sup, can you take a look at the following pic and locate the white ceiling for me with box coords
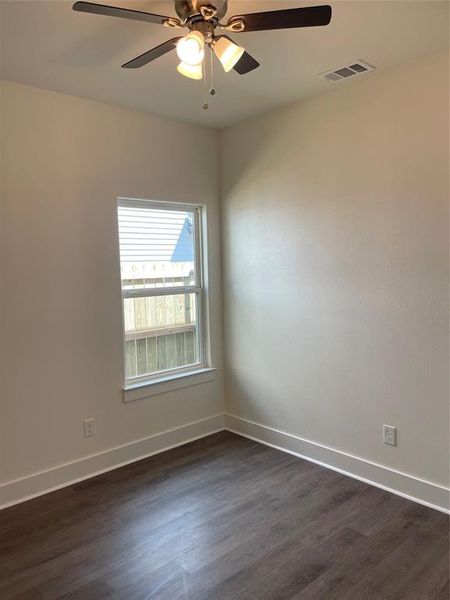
[0,0,448,128]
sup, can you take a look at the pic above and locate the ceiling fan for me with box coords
[73,1,332,80]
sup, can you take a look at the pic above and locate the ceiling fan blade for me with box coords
[122,38,182,69]
[217,35,259,74]
[234,51,260,74]
[72,2,171,25]
[226,5,332,32]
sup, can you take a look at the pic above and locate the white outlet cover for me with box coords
[383,424,397,447]
[83,418,96,438]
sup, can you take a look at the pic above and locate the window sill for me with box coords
[123,367,217,403]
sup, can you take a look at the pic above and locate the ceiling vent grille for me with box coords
[319,60,375,83]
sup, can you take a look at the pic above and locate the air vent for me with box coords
[319,60,375,83]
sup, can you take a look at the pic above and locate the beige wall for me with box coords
[221,52,449,489]
[1,51,448,509]
[0,81,223,489]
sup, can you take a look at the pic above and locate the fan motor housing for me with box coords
[175,0,228,23]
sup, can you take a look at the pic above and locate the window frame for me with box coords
[117,197,211,389]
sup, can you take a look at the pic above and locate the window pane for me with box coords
[123,293,199,378]
[118,206,196,290]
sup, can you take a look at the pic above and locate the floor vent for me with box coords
[319,60,375,83]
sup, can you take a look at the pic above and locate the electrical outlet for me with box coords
[383,424,397,447]
[83,418,96,438]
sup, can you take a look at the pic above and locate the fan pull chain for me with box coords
[202,46,216,111]
[210,46,215,97]
[202,56,208,110]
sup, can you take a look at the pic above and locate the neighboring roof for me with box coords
[171,217,193,263]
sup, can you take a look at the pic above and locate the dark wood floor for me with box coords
[0,431,448,600]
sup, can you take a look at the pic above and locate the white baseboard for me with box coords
[3,412,448,515]
[225,414,450,514]
[0,413,225,509]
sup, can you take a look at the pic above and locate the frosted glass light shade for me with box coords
[176,32,205,66]
[213,36,245,72]
[177,61,203,80]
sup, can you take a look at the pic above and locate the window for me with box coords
[117,199,208,386]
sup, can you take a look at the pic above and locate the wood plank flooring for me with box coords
[0,431,448,599]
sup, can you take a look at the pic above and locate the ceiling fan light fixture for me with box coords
[177,61,203,80]
[176,31,205,66]
[213,36,245,73]
[73,1,334,85]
